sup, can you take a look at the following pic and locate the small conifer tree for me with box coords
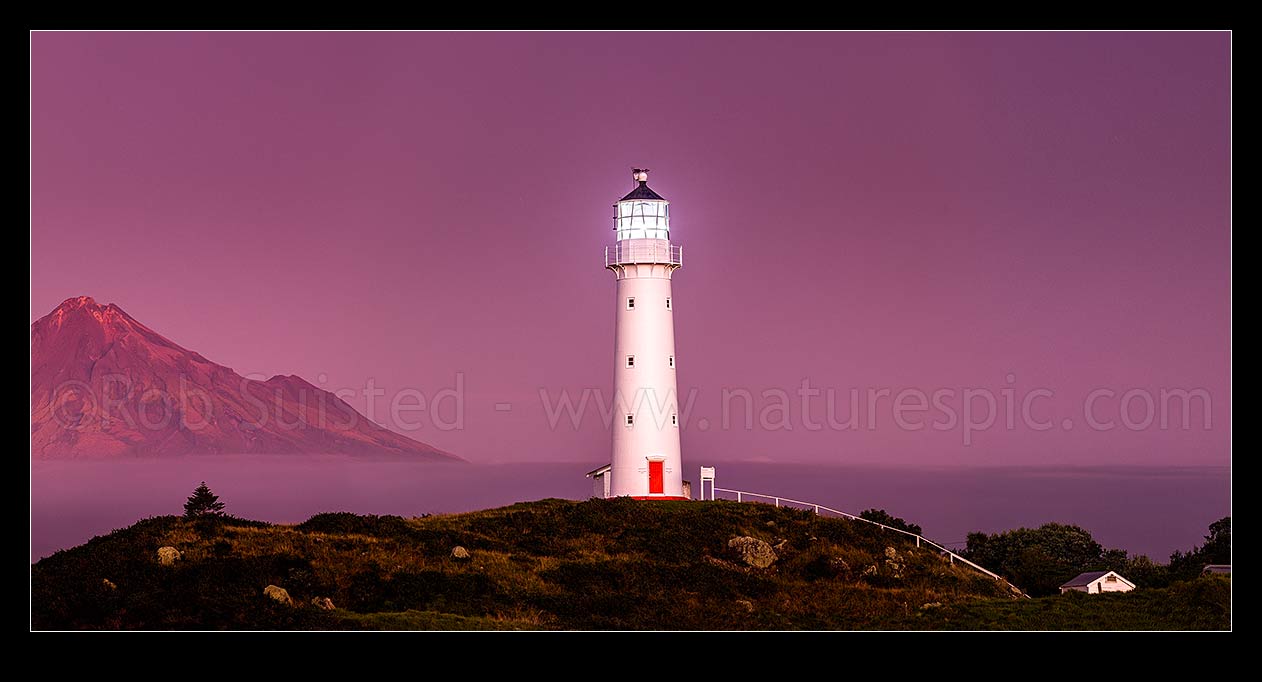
[183,481,226,518]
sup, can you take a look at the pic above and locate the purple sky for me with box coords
[30,32,1231,467]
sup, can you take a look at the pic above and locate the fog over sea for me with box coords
[31,458,1228,562]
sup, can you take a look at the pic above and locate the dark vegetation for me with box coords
[890,575,1230,630]
[859,509,922,536]
[963,517,1231,597]
[1168,517,1231,581]
[183,482,225,518]
[31,498,1229,630]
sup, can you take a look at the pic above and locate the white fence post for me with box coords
[700,466,716,501]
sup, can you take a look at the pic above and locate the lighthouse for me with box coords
[588,168,687,500]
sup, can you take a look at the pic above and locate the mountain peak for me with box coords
[50,295,132,314]
[38,296,138,340]
[53,295,128,314]
[30,297,462,462]
[60,295,98,308]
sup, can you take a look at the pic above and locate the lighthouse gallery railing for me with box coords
[606,242,683,267]
[711,487,1029,597]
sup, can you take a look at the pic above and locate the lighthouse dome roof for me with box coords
[619,181,666,202]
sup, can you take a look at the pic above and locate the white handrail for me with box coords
[712,487,1028,597]
[605,242,683,267]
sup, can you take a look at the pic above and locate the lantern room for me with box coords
[613,168,670,241]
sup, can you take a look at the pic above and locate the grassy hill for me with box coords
[30,498,1229,630]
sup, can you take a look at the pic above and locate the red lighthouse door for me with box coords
[648,461,664,494]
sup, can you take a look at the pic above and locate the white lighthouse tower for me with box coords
[595,168,687,500]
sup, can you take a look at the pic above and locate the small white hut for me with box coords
[586,464,612,499]
[1059,570,1136,594]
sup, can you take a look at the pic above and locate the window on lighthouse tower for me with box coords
[626,297,636,310]
[626,355,635,368]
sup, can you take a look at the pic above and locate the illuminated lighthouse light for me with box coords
[586,168,687,500]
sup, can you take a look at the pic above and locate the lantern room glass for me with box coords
[614,199,670,241]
